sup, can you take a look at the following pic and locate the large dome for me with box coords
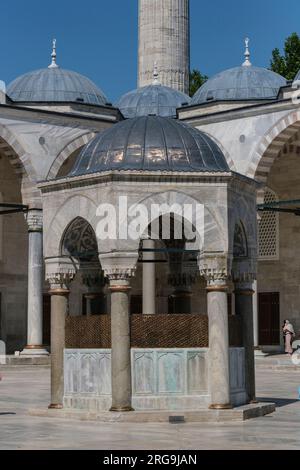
[7,67,108,106]
[68,116,229,176]
[7,41,108,106]
[117,84,191,118]
[191,40,286,105]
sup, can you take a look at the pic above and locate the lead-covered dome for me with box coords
[69,116,229,176]
[116,66,191,118]
[191,39,286,105]
[7,41,108,106]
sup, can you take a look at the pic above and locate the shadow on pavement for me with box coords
[257,397,299,407]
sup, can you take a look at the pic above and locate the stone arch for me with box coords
[0,123,39,206]
[247,111,300,184]
[61,216,99,262]
[135,190,227,253]
[44,194,99,258]
[47,132,97,180]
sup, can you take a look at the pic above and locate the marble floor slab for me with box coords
[0,363,299,449]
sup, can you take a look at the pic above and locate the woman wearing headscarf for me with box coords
[283,320,295,356]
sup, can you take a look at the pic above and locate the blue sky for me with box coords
[1,0,300,102]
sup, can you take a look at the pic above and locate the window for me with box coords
[258,188,279,260]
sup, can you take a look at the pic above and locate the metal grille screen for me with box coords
[65,314,242,349]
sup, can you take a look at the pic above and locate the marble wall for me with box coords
[64,347,246,411]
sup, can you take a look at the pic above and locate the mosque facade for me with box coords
[0,0,298,413]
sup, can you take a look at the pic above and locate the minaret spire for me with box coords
[242,37,252,67]
[48,39,59,68]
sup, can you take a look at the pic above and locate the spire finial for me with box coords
[48,38,59,68]
[242,37,252,67]
[152,62,160,85]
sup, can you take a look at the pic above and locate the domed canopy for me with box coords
[7,40,108,106]
[116,65,191,118]
[191,39,286,105]
[69,116,229,176]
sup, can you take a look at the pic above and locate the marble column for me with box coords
[21,209,48,356]
[46,258,76,409]
[207,279,232,409]
[142,239,156,315]
[235,282,256,403]
[109,279,134,412]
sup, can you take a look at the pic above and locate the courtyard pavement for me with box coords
[0,361,300,450]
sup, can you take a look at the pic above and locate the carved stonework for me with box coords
[45,257,78,291]
[198,254,229,284]
[62,217,98,261]
[233,222,248,258]
[232,258,257,284]
[81,264,106,291]
[104,267,136,281]
[26,209,43,233]
[99,252,138,281]
[168,271,197,288]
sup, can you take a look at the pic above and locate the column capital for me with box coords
[26,208,43,233]
[81,262,106,291]
[45,257,77,292]
[199,253,230,286]
[99,252,138,281]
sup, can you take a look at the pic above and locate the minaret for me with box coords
[138,0,190,94]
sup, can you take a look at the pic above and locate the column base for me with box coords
[110,406,135,412]
[254,348,268,357]
[209,403,233,410]
[21,346,49,356]
[48,403,63,410]
[250,399,259,404]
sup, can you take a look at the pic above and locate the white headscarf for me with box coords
[285,321,295,335]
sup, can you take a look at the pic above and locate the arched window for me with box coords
[258,188,279,260]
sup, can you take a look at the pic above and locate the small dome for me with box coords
[7,40,108,106]
[191,39,286,105]
[117,84,191,118]
[116,65,191,118]
[68,116,229,176]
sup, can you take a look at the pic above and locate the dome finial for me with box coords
[48,38,59,69]
[242,37,252,67]
[152,62,160,85]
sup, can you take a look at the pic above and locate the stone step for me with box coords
[1,355,51,366]
[28,402,275,423]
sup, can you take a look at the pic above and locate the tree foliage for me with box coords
[189,69,208,97]
[270,32,300,81]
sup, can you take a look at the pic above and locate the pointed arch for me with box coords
[47,132,97,180]
[247,111,300,183]
[0,123,39,206]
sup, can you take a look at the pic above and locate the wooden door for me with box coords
[258,292,280,345]
[43,294,51,347]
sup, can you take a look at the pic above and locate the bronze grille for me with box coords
[66,314,242,349]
